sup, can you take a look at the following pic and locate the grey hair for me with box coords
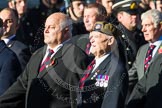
[59,16,73,37]
[141,9,162,28]
[60,16,72,31]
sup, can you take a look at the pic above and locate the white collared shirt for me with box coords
[150,36,162,57]
[41,44,63,64]
[92,53,110,73]
[2,35,16,44]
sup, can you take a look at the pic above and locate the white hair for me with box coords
[141,9,162,28]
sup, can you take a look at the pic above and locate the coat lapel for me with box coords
[141,44,149,74]
[0,41,6,52]
[37,44,72,78]
[29,46,46,78]
[145,42,162,73]
[147,53,162,76]
[88,54,112,80]
[158,54,162,70]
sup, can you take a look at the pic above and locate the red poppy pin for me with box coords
[50,58,55,66]
[158,46,162,54]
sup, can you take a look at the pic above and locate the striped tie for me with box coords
[144,45,156,72]
[79,60,95,89]
[39,49,54,72]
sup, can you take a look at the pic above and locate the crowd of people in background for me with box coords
[0,0,161,108]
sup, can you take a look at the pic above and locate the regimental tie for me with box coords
[144,45,156,72]
[39,49,54,72]
[79,59,96,89]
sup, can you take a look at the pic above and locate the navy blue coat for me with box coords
[0,41,22,95]
[7,37,31,71]
[78,54,128,108]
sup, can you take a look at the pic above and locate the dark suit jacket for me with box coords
[0,43,89,108]
[117,23,147,70]
[72,19,88,36]
[70,33,94,61]
[78,53,128,108]
[7,37,31,71]
[0,41,21,96]
[127,48,162,108]
[70,33,90,52]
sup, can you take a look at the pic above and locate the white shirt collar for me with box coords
[149,36,162,57]
[47,44,63,55]
[92,53,110,73]
[41,44,63,64]
[2,35,16,44]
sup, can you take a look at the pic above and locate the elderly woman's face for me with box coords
[89,31,110,56]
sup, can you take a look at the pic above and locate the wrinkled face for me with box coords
[72,1,84,18]
[141,16,160,43]
[84,8,98,31]
[44,16,62,48]
[101,0,114,15]
[118,11,139,31]
[13,0,27,15]
[0,10,17,37]
[89,31,110,56]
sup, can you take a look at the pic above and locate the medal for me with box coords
[103,81,108,87]
[103,75,109,87]
[99,75,104,87]
[95,74,109,87]
[95,75,101,86]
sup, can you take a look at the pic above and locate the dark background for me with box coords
[0,0,39,10]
